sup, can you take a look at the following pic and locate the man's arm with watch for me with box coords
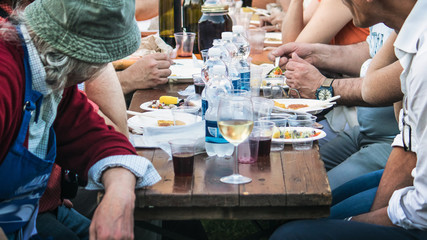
[284,52,370,105]
[270,41,370,77]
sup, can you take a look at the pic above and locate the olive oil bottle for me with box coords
[159,0,182,47]
[183,0,202,53]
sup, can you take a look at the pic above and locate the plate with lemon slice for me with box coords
[272,127,326,143]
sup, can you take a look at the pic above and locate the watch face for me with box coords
[318,89,332,100]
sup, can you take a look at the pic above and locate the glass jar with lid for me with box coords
[198,3,233,52]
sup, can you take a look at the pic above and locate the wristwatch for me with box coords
[316,78,335,100]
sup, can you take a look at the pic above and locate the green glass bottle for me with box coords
[159,0,182,48]
[183,0,202,53]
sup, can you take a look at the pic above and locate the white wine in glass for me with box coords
[217,91,254,184]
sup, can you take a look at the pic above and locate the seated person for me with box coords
[270,0,427,238]
[0,0,161,239]
[270,24,400,190]
[281,0,369,45]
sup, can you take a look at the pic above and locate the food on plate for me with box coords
[265,37,281,42]
[148,97,184,109]
[274,101,309,110]
[159,96,179,105]
[273,127,322,139]
[157,120,186,127]
[270,66,283,76]
[287,104,309,110]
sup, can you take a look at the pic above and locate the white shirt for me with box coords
[387,0,427,230]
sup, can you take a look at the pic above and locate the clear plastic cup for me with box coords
[169,138,196,177]
[288,115,317,150]
[174,32,196,57]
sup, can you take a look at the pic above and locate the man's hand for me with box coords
[90,167,137,240]
[117,53,172,94]
[269,42,319,69]
[284,53,325,99]
[260,11,286,32]
[351,207,394,226]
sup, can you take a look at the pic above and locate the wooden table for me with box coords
[129,83,331,222]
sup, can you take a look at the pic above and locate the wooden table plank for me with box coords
[134,206,330,220]
[239,151,287,207]
[283,144,331,206]
[192,155,239,207]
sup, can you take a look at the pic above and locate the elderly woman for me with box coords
[0,0,161,239]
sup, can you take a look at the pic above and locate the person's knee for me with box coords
[270,220,316,240]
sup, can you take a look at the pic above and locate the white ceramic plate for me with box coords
[272,127,326,143]
[128,111,202,134]
[168,59,203,81]
[273,98,334,115]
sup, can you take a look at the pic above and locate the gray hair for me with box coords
[1,11,107,91]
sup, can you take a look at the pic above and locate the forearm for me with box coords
[313,42,370,76]
[135,0,158,21]
[102,167,136,195]
[295,0,352,44]
[281,0,305,43]
[362,61,403,105]
[352,207,393,226]
[116,69,150,95]
[85,64,129,137]
[370,147,416,211]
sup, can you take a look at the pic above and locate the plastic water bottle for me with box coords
[221,32,237,59]
[231,25,250,90]
[232,25,250,59]
[232,50,251,91]
[211,39,231,65]
[201,48,228,118]
[205,65,234,157]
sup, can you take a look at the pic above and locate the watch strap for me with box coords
[321,78,335,87]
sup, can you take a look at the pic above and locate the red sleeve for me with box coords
[0,38,25,163]
[53,86,137,183]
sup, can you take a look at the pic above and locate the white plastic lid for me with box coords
[221,32,233,40]
[208,47,221,56]
[212,65,226,75]
[232,25,244,33]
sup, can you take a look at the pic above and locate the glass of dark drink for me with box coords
[238,120,274,164]
[169,139,196,177]
[192,73,205,95]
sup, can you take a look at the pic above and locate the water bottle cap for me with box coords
[208,47,221,56]
[232,25,244,33]
[221,32,233,40]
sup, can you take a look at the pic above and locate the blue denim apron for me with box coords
[0,27,56,239]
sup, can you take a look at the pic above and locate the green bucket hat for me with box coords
[24,0,141,63]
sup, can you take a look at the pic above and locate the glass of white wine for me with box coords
[217,90,254,184]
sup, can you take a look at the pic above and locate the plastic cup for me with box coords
[169,139,196,177]
[238,120,274,163]
[171,106,200,126]
[288,115,317,150]
[250,66,263,96]
[174,32,196,57]
[251,97,274,120]
[260,115,292,151]
[192,73,205,95]
[201,49,209,63]
[262,75,285,99]
[248,28,266,54]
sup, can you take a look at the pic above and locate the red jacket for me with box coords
[0,33,137,187]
